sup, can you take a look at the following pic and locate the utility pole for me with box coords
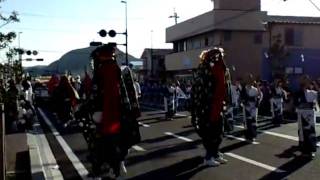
[121,0,128,65]
[169,8,179,25]
[18,32,22,72]
[150,30,153,76]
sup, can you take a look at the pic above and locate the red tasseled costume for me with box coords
[210,60,226,123]
[98,61,121,135]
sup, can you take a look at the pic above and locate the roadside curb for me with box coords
[27,133,46,180]
[27,107,63,180]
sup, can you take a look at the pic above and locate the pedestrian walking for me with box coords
[241,76,263,143]
[21,76,33,104]
[223,68,234,134]
[53,75,79,126]
[133,79,141,99]
[295,76,318,159]
[270,79,287,126]
[164,81,176,120]
[191,47,228,167]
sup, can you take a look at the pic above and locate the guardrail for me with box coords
[0,103,5,180]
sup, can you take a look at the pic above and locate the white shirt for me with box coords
[134,81,141,98]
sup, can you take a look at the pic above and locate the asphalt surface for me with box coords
[36,106,320,180]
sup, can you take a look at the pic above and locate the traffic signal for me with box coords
[98,29,117,37]
[108,30,117,37]
[98,30,107,37]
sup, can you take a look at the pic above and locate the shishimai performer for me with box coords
[191,47,228,167]
[295,76,318,158]
[76,43,141,178]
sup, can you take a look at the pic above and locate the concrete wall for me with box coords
[166,10,267,42]
[166,31,266,80]
[222,31,266,80]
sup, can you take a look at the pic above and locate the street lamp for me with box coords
[121,0,128,65]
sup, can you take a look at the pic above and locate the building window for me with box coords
[208,36,215,46]
[205,37,209,46]
[285,28,303,46]
[285,28,294,46]
[187,39,193,50]
[178,41,186,52]
[254,32,263,44]
[294,29,303,46]
[194,39,201,49]
[173,42,178,53]
[224,31,232,42]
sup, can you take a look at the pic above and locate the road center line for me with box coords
[138,122,151,127]
[224,153,285,173]
[38,108,89,179]
[225,135,260,145]
[164,132,193,142]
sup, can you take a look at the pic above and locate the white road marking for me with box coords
[262,131,299,141]
[225,135,260,145]
[234,125,320,147]
[175,113,190,117]
[132,145,146,152]
[166,131,285,173]
[141,106,191,118]
[138,122,151,127]
[235,125,299,141]
[225,153,286,173]
[38,108,89,179]
[164,132,193,142]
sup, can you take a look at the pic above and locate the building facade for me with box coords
[165,0,320,89]
[140,48,173,81]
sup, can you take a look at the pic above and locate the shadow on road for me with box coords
[258,155,312,180]
[127,156,206,180]
[127,140,202,166]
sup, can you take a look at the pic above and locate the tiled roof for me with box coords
[268,15,320,24]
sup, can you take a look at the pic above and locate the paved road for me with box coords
[35,106,320,180]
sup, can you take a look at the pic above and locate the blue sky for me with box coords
[1,0,320,66]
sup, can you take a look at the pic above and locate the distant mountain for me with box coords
[25,46,142,76]
[24,65,48,76]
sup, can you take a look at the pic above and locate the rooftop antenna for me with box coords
[169,8,179,25]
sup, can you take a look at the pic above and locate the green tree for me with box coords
[0,0,19,80]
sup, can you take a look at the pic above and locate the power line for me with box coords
[1,11,144,21]
[307,0,320,12]
[2,26,93,34]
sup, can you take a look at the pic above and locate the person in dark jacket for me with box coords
[4,79,19,133]
[191,47,228,167]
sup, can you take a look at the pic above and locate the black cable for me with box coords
[307,0,320,12]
